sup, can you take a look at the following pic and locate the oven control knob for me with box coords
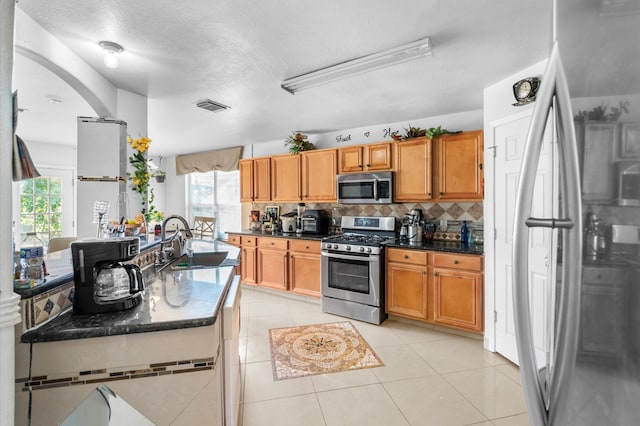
[333,244,339,250]
[346,246,351,251]
[359,247,365,252]
[367,247,372,253]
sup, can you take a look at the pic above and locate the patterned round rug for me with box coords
[268,321,384,381]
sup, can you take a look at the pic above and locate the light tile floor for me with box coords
[239,285,530,426]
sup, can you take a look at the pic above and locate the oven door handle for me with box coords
[321,251,378,262]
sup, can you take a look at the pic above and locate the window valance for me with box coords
[175,146,243,175]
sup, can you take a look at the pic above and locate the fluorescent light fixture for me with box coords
[281,37,432,94]
[99,41,124,69]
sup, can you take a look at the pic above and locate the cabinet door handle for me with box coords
[366,164,371,167]
[479,163,483,170]
[439,192,444,195]
[434,272,439,277]
[422,270,427,275]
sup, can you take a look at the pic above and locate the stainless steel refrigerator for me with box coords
[76,117,128,238]
[513,1,640,425]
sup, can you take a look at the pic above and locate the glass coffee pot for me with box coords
[95,263,143,303]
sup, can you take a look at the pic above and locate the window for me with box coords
[187,170,241,237]
[13,167,75,249]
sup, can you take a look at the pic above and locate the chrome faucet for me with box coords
[158,215,194,264]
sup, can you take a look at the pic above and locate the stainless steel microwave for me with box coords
[337,171,393,204]
[618,161,640,206]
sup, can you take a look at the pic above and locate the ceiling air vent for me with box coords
[195,99,230,113]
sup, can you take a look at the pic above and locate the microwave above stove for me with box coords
[618,161,640,206]
[337,171,393,204]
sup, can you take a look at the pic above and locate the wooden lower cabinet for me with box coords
[433,268,483,332]
[288,240,321,297]
[233,236,321,297]
[257,237,288,290]
[386,248,429,320]
[386,248,484,333]
[386,262,429,320]
[579,266,627,359]
[240,235,258,285]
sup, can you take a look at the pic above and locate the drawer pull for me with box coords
[306,246,310,249]
[404,255,409,259]
[453,260,459,264]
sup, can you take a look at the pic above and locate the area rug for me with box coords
[268,321,384,381]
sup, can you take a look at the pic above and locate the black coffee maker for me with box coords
[71,238,144,314]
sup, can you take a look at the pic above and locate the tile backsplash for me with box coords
[244,201,483,232]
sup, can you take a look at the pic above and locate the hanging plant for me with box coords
[127,135,158,223]
[284,132,315,154]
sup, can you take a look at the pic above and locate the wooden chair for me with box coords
[47,237,77,253]
[193,216,216,240]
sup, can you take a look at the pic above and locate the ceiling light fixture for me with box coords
[281,37,433,94]
[99,41,124,69]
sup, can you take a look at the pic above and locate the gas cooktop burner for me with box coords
[323,233,393,246]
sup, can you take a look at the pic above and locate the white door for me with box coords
[492,110,557,365]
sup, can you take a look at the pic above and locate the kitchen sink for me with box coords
[162,251,229,271]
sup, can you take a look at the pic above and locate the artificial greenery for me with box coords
[127,135,158,223]
[574,101,630,122]
[285,132,315,154]
[391,124,460,141]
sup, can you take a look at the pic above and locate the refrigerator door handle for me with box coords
[512,42,583,426]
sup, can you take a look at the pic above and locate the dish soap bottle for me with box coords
[20,232,45,286]
[461,221,470,245]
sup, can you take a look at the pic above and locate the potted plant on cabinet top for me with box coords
[285,132,315,154]
[390,124,461,141]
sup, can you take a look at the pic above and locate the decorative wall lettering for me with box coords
[382,128,393,138]
[364,131,370,138]
[336,134,352,143]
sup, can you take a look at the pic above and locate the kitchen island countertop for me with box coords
[20,239,239,343]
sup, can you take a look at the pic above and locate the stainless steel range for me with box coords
[321,216,395,324]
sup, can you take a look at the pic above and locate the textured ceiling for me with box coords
[14,0,559,155]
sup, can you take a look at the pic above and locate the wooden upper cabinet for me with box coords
[239,157,271,202]
[239,159,254,202]
[436,130,483,200]
[301,149,337,201]
[338,146,363,173]
[394,137,432,202]
[338,142,393,173]
[271,154,301,202]
[253,157,272,201]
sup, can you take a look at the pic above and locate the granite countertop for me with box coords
[231,229,329,241]
[232,229,483,255]
[385,239,484,255]
[21,240,239,343]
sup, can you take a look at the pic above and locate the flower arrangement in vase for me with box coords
[127,135,159,223]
